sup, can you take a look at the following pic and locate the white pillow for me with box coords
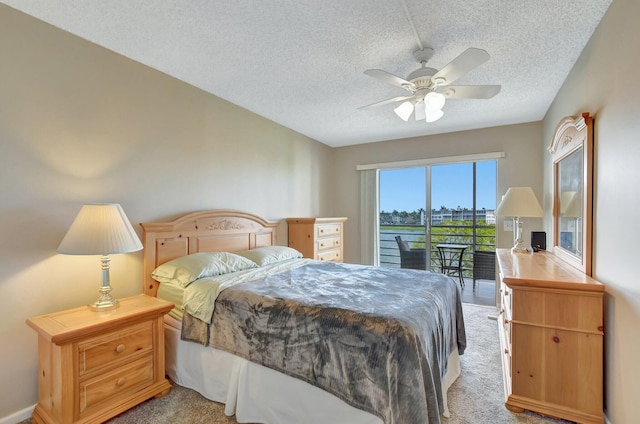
[235,246,303,267]
[152,252,258,287]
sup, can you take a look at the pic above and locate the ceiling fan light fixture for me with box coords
[425,109,444,123]
[414,102,426,121]
[394,101,414,121]
[424,92,446,111]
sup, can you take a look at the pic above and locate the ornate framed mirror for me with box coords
[548,112,594,275]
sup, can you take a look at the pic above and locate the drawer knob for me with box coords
[320,243,325,247]
[115,344,126,353]
[504,348,509,354]
[116,377,126,387]
[553,336,560,343]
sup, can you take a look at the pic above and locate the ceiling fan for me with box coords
[360,47,501,123]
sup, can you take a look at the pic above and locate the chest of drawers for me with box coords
[27,294,174,424]
[496,249,604,424]
[287,217,347,262]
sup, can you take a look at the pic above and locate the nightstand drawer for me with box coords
[317,236,340,251]
[317,224,341,238]
[78,321,153,375]
[80,355,154,415]
[317,248,341,262]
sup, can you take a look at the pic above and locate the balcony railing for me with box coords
[380,224,496,277]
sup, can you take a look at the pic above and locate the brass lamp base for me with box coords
[511,244,529,254]
[511,217,529,254]
[89,254,119,311]
[89,293,119,311]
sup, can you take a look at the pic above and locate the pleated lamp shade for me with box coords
[58,203,142,255]
[495,187,544,218]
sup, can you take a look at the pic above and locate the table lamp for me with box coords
[495,187,544,253]
[57,203,143,311]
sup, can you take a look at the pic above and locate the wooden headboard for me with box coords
[140,210,279,297]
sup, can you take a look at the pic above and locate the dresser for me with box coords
[496,249,604,424]
[287,217,347,262]
[26,294,174,424]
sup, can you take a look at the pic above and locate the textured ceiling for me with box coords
[2,0,611,147]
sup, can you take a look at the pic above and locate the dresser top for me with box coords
[497,248,604,292]
[287,217,348,224]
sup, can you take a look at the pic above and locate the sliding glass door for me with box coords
[379,167,428,269]
[379,160,497,281]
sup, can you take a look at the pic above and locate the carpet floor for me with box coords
[19,303,572,424]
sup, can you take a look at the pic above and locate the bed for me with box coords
[140,210,466,424]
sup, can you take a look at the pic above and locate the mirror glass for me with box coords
[549,113,592,276]
[557,148,583,256]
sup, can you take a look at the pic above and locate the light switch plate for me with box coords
[504,219,514,231]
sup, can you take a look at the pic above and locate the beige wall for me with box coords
[541,0,640,421]
[333,122,544,264]
[0,6,333,419]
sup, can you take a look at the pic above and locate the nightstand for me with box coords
[27,294,174,424]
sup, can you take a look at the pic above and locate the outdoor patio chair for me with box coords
[473,250,496,290]
[395,236,426,270]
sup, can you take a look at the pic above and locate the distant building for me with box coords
[431,208,495,225]
[381,208,496,226]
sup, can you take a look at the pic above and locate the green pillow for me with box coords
[235,246,303,267]
[152,251,258,287]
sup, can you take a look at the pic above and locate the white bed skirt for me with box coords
[164,315,461,424]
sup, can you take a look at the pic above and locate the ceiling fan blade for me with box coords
[442,85,501,99]
[414,102,426,121]
[364,69,415,91]
[358,95,414,110]
[431,48,491,86]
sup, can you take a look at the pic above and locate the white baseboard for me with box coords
[0,404,34,424]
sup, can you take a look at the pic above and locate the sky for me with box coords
[379,161,497,212]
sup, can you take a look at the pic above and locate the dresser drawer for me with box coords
[502,338,512,385]
[502,308,512,351]
[501,282,512,313]
[316,224,341,238]
[498,307,512,394]
[317,236,341,251]
[511,324,603,414]
[78,321,153,375]
[317,248,341,262]
[511,288,603,333]
[79,355,154,415]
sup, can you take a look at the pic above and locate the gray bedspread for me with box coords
[182,261,466,424]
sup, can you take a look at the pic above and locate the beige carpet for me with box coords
[19,303,571,424]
